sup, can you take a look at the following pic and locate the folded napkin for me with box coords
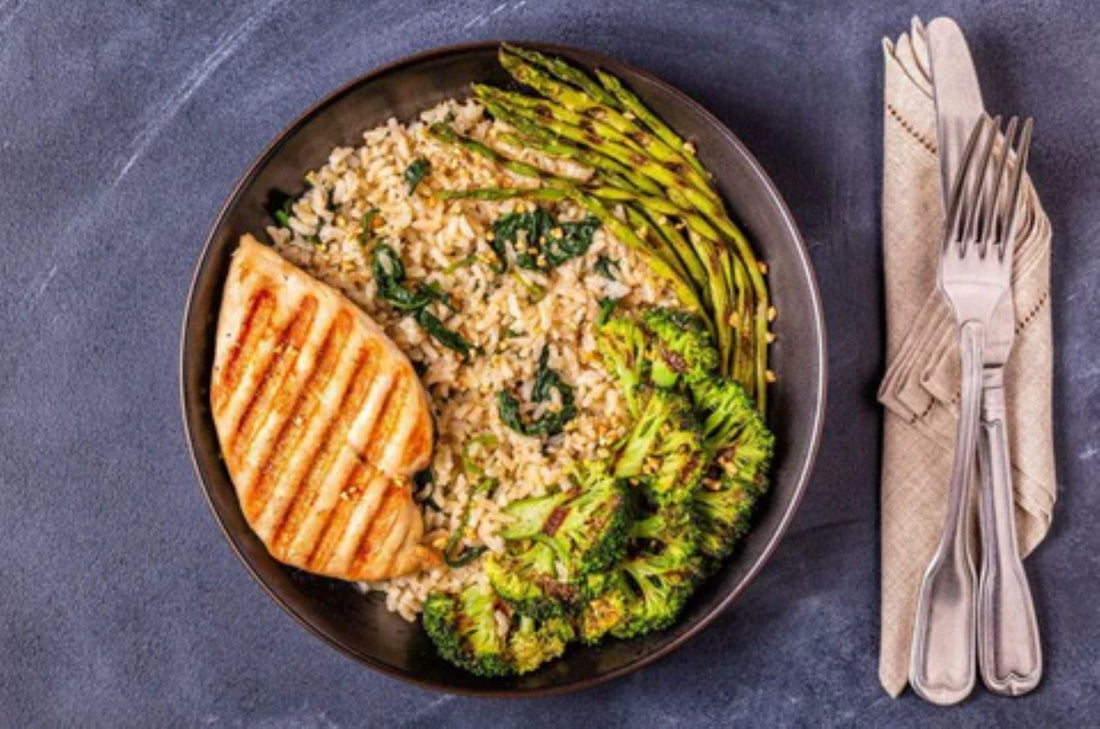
[878,18,1057,698]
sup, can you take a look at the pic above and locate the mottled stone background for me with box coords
[1,1,1096,725]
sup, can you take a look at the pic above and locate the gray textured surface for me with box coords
[1,0,1097,726]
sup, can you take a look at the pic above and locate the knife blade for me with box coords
[927,17,985,210]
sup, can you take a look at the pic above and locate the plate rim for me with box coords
[179,39,827,697]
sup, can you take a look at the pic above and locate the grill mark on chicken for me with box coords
[306,458,374,570]
[351,484,405,576]
[306,378,398,566]
[231,296,318,471]
[245,310,349,524]
[269,348,375,554]
[212,291,274,416]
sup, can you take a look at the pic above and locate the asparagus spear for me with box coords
[439,187,569,203]
[428,122,546,179]
[500,44,621,109]
[495,129,663,196]
[729,252,753,388]
[622,205,696,300]
[572,192,705,316]
[594,68,711,183]
[499,48,718,203]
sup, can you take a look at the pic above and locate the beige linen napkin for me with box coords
[878,18,1057,698]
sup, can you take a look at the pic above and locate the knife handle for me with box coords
[977,368,1042,696]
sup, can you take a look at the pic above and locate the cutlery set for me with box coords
[908,18,1042,705]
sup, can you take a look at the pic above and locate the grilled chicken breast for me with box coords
[211,235,438,581]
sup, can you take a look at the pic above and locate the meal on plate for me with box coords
[211,45,775,677]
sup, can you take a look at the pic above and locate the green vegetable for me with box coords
[486,467,631,618]
[594,67,710,182]
[413,467,442,512]
[461,434,499,477]
[596,296,620,326]
[693,474,755,564]
[611,505,702,638]
[594,316,649,418]
[497,346,576,438]
[423,582,574,676]
[428,122,545,180]
[404,157,431,195]
[612,388,706,509]
[443,254,478,274]
[576,572,630,644]
[505,614,575,674]
[372,243,474,357]
[594,254,619,280]
[274,198,294,228]
[497,47,717,203]
[489,207,600,273]
[501,44,620,108]
[442,476,494,568]
[423,583,510,676]
[359,208,380,244]
[642,307,719,389]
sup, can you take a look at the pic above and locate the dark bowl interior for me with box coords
[180,42,826,696]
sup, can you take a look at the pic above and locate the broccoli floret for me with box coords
[692,377,774,495]
[613,388,676,479]
[613,389,705,507]
[693,474,756,562]
[717,424,775,496]
[498,489,571,541]
[424,582,577,676]
[485,542,579,619]
[489,467,632,618]
[610,506,702,638]
[690,375,761,453]
[645,407,707,508]
[423,583,510,677]
[641,308,719,388]
[576,571,631,644]
[595,316,649,417]
[500,467,631,575]
[687,378,775,563]
[506,614,575,674]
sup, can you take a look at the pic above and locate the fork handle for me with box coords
[910,320,983,705]
[977,368,1043,695]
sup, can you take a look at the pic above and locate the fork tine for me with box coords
[982,117,1019,258]
[999,117,1034,256]
[946,115,990,250]
[961,115,1001,253]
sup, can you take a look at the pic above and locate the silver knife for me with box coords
[924,16,1042,699]
[928,17,985,210]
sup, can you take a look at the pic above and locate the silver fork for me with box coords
[909,114,1035,705]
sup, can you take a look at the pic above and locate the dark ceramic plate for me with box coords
[181,41,826,696]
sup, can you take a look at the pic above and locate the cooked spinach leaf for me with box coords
[496,346,576,438]
[443,475,494,567]
[594,254,620,280]
[404,157,431,195]
[372,243,474,356]
[596,296,621,326]
[489,208,601,273]
[413,467,442,512]
[359,208,380,244]
[274,198,294,228]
